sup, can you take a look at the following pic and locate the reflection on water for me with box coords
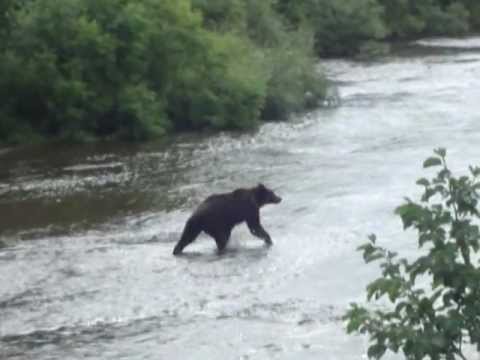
[2,37,480,359]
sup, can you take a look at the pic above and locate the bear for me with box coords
[173,183,282,255]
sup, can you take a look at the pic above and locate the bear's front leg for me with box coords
[247,217,273,246]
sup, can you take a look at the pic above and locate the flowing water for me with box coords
[2,38,480,360]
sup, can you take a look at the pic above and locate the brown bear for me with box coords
[173,184,282,255]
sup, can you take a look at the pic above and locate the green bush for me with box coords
[465,2,480,30]
[261,29,325,120]
[276,0,387,57]
[191,0,326,122]
[379,0,473,39]
[423,3,470,36]
[377,0,427,39]
[313,0,387,57]
[278,0,479,53]
[3,0,478,144]
[191,0,245,31]
[1,0,197,142]
[344,149,480,359]
[166,32,268,130]
[0,0,327,144]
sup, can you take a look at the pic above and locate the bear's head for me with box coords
[255,183,282,207]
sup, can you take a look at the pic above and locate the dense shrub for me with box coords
[308,0,387,57]
[261,30,326,120]
[1,0,479,144]
[423,2,471,36]
[277,0,479,56]
[1,0,199,141]
[0,0,326,144]
[166,32,268,130]
[192,0,326,121]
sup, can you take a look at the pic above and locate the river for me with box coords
[1,37,480,360]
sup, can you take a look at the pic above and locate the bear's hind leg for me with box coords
[211,230,231,254]
[173,218,202,255]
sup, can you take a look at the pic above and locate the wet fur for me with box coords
[173,184,281,255]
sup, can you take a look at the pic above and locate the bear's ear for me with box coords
[257,183,266,191]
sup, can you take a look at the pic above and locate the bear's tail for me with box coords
[173,218,201,255]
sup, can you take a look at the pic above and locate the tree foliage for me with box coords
[191,0,326,121]
[344,149,480,359]
[276,0,479,57]
[0,0,325,143]
[1,0,203,141]
[1,0,479,143]
[305,0,387,57]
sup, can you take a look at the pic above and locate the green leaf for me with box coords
[469,166,480,177]
[416,178,430,187]
[421,188,436,202]
[365,252,385,263]
[367,343,387,359]
[344,306,369,333]
[437,169,451,181]
[423,157,442,168]
[367,278,398,301]
[395,203,424,229]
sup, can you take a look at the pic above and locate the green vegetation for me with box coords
[0,0,479,143]
[344,149,480,359]
[276,0,387,57]
[0,0,325,143]
[276,0,480,57]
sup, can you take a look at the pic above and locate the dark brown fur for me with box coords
[173,184,281,255]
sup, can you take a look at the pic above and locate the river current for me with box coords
[1,38,480,359]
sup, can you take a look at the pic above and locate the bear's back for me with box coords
[192,189,255,226]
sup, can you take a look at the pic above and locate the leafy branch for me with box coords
[344,149,480,360]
